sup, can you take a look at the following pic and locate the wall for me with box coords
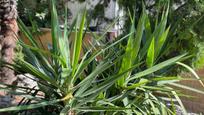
[67,0,122,32]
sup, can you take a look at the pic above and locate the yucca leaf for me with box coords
[122,97,132,114]
[156,27,170,58]
[131,8,146,62]
[98,17,120,40]
[80,62,142,97]
[171,91,187,114]
[117,8,146,87]
[117,14,136,87]
[19,44,58,79]
[71,50,90,84]
[60,104,71,115]
[14,60,60,90]
[20,43,64,62]
[63,33,132,90]
[72,10,87,75]
[59,7,71,68]
[74,60,114,96]
[146,37,155,67]
[74,106,131,112]
[126,79,149,89]
[59,7,72,85]
[147,99,160,114]
[51,0,60,54]
[69,32,133,84]
[141,86,174,92]
[176,62,204,87]
[18,19,39,47]
[0,99,62,112]
[0,88,41,100]
[128,54,186,82]
[154,7,169,57]
[169,83,204,95]
[144,14,152,41]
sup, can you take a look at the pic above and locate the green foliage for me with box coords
[1,1,204,114]
[17,0,68,27]
[118,0,204,69]
[168,0,204,69]
[193,42,204,68]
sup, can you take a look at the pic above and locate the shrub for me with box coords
[0,0,204,114]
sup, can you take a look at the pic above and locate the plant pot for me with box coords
[20,28,93,50]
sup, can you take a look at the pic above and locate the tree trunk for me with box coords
[0,0,18,107]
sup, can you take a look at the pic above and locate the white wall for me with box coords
[67,0,120,31]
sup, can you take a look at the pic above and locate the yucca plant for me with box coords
[0,0,204,114]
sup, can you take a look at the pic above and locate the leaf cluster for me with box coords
[1,0,204,114]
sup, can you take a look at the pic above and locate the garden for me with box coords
[0,0,204,114]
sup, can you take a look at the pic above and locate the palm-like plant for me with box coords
[0,0,204,114]
[0,0,18,107]
[0,0,18,83]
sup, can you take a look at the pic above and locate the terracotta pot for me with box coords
[20,28,94,50]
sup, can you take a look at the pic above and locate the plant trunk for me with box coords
[0,0,18,107]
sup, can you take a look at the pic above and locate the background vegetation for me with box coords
[17,0,204,70]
